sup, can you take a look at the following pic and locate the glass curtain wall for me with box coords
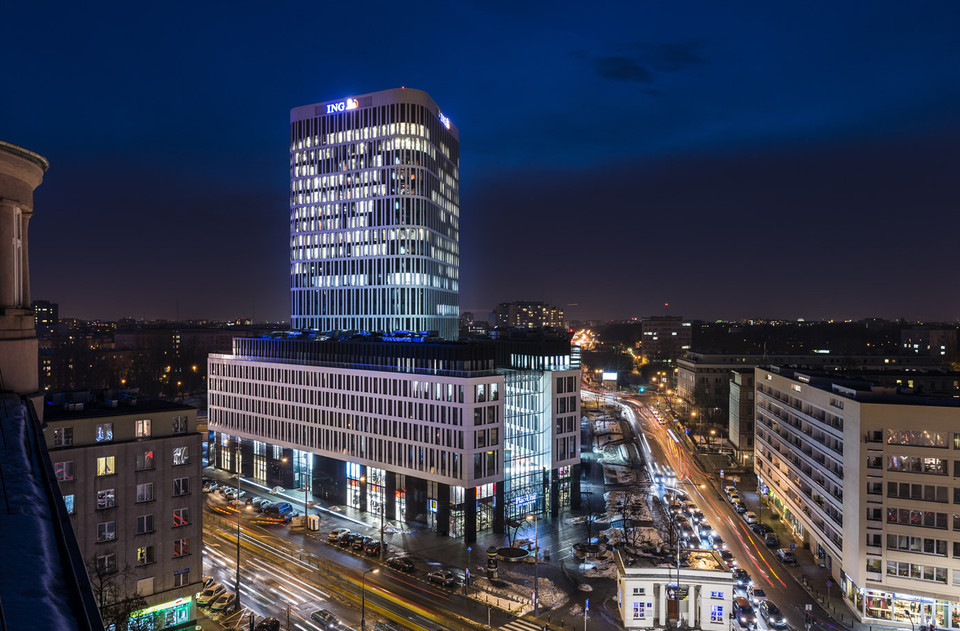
[503,370,550,522]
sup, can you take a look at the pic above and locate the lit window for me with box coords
[136,545,155,565]
[63,494,76,514]
[96,423,113,442]
[97,489,115,509]
[136,450,154,471]
[172,416,188,434]
[173,446,189,466]
[55,461,75,481]
[173,538,189,557]
[136,419,151,438]
[173,508,189,527]
[96,456,115,476]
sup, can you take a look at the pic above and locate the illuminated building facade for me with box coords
[755,367,960,629]
[290,88,459,340]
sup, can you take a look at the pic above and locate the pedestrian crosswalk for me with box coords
[499,619,543,631]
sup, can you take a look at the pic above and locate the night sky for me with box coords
[5,2,960,323]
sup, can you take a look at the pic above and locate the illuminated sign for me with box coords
[326,98,359,114]
[601,372,617,381]
[514,493,536,507]
[131,595,192,617]
[439,112,451,129]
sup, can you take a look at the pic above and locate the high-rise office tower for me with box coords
[289,88,460,339]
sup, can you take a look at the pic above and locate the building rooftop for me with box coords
[44,391,193,422]
[617,546,730,575]
[763,366,960,407]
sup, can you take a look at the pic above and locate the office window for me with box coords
[136,450,155,471]
[711,606,724,623]
[63,494,75,514]
[96,553,117,575]
[96,456,115,476]
[97,489,116,509]
[136,545,155,565]
[173,508,189,527]
[96,423,113,442]
[97,521,116,542]
[172,416,188,434]
[53,427,73,447]
[136,419,151,438]
[633,601,646,619]
[136,483,154,503]
[55,461,75,482]
[173,477,189,496]
[173,446,189,466]
[173,539,189,557]
[137,514,154,534]
[174,568,190,587]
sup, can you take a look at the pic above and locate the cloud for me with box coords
[593,56,653,83]
[578,42,706,85]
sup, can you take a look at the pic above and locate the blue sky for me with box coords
[5,1,960,322]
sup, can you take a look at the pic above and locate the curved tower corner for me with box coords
[0,140,48,395]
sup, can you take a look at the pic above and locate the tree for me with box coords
[86,555,150,631]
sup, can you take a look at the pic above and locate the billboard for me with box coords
[601,372,617,381]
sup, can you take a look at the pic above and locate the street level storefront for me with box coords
[129,595,194,630]
[842,573,959,628]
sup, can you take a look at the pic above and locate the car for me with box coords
[202,482,219,493]
[777,548,797,564]
[336,531,356,546]
[353,535,374,551]
[719,549,736,568]
[728,492,741,503]
[743,511,758,524]
[387,556,415,573]
[224,489,237,501]
[733,501,747,514]
[684,502,700,517]
[691,510,705,523]
[197,583,225,606]
[364,540,382,556]
[310,609,340,629]
[759,601,787,628]
[764,533,780,547]
[328,527,350,543]
[733,596,757,628]
[750,522,774,536]
[244,496,259,508]
[201,575,215,589]
[211,592,237,612]
[724,485,737,496]
[254,618,281,631]
[748,586,768,603]
[732,568,752,588]
[427,570,457,587]
[710,533,725,549]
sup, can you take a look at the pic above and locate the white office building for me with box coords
[755,367,960,628]
[290,88,459,339]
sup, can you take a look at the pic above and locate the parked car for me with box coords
[211,592,237,612]
[197,583,225,606]
[691,510,705,523]
[201,575,215,589]
[719,549,737,568]
[353,536,374,551]
[684,502,700,517]
[733,596,757,628]
[328,527,350,543]
[387,556,415,573]
[733,501,747,514]
[364,540,382,556]
[748,586,768,603]
[263,502,292,518]
[764,533,780,547]
[710,534,726,549]
[202,481,219,493]
[254,618,281,631]
[760,601,787,628]
[777,548,797,564]
[310,609,340,629]
[336,531,355,546]
[724,485,737,496]
[750,522,774,536]
[427,570,457,587]
[743,511,758,524]
[728,491,741,504]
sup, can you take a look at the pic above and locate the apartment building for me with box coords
[640,316,692,364]
[44,392,203,630]
[754,367,960,628]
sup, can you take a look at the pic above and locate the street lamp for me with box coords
[361,568,379,630]
[527,514,539,616]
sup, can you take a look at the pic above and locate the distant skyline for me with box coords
[5,2,960,323]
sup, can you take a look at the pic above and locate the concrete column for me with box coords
[570,463,582,510]
[436,483,450,536]
[493,482,505,534]
[385,471,397,520]
[658,584,667,626]
[687,585,696,626]
[550,468,560,518]
[464,486,477,543]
